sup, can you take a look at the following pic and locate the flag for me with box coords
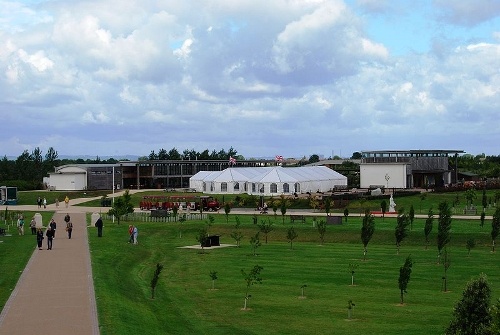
[229,156,236,165]
[275,155,284,162]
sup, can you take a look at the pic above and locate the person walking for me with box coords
[30,217,37,235]
[43,197,47,209]
[55,198,59,208]
[64,213,71,224]
[46,226,54,250]
[64,196,69,208]
[95,216,103,237]
[133,225,138,245]
[36,228,44,250]
[37,197,42,209]
[128,225,134,243]
[49,219,57,238]
[66,220,73,239]
[17,215,25,235]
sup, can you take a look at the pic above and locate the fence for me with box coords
[100,211,208,223]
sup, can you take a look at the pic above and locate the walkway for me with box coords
[0,211,99,335]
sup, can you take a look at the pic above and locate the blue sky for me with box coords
[0,0,499,160]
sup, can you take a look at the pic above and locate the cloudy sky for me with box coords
[1,0,499,160]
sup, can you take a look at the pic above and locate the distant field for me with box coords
[88,213,500,335]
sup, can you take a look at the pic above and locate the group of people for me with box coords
[34,214,74,250]
[36,197,47,209]
[128,225,138,244]
[36,195,70,209]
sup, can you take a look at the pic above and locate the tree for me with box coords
[466,238,475,256]
[424,208,434,250]
[442,248,451,292]
[419,192,427,213]
[347,300,355,319]
[224,202,231,224]
[230,217,243,247]
[395,210,410,255]
[316,220,327,245]
[398,255,413,304]
[280,197,288,225]
[465,188,477,208]
[108,190,134,225]
[209,271,218,290]
[308,154,320,163]
[482,188,488,211]
[250,232,261,256]
[380,200,387,220]
[491,207,500,252]
[409,205,415,231]
[437,201,452,263]
[241,265,263,310]
[445,274,492,334]
[344,208,349,223]
[196,226,208,253]
[300,284,307,298]
[480,211,486,228]
[324,197,331,216]
[349,263,359,286]
[150,263,163,299]
[287,227,298,249]
[258,219,274,244]
[361,210,375,260]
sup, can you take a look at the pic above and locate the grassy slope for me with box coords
[89,213,500,335]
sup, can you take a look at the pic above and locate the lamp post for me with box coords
[385,173,390,189]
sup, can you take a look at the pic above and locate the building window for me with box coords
[294,183,301,193]
[270,183,277,193]
[234,182,239,191]
[221,182,227,192]
[252,183,256,192]
[283,183,290,193]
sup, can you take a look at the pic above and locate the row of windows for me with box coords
[203,182,301,193]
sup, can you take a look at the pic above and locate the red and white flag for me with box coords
[275,155,283,162]
[229,156,236,165]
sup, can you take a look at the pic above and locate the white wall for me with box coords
[360,164,408,189]
[48,173,87,190]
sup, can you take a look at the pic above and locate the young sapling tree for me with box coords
[361,210,375,260]
[347,300,355,319]
[316,219,327,245]
[466,238,476,256]
[287,226,298,249]
[258,219,274,244]
[398,255,413,304]
[250,232,261,256]
[424,208,434,250]
[241,265,263,310]
[300,284,307,299]
[209,271,218,290]
[395,209,410,255]
[344,208,349,223]
[349,263,359,286]
[491,207,500,252]
[437,201,452,263]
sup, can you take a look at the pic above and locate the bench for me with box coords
[290,215,306,224]
[463,208,477,215]
[150,209,171,218]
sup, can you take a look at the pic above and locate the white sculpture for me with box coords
[389,194,396,212]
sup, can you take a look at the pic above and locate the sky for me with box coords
[0,0,499,160]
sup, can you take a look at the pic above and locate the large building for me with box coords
[359,150,464,189]
[46,159,277,191]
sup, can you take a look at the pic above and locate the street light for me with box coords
[385,173,390,189]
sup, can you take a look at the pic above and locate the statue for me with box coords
[389,194,396,212]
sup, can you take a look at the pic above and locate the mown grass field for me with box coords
[89,213,500,335]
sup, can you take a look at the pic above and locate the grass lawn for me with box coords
[89,212,500,335]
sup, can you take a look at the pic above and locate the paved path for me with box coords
[0,211,99,335]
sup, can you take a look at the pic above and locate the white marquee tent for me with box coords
[190,166,347,196]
